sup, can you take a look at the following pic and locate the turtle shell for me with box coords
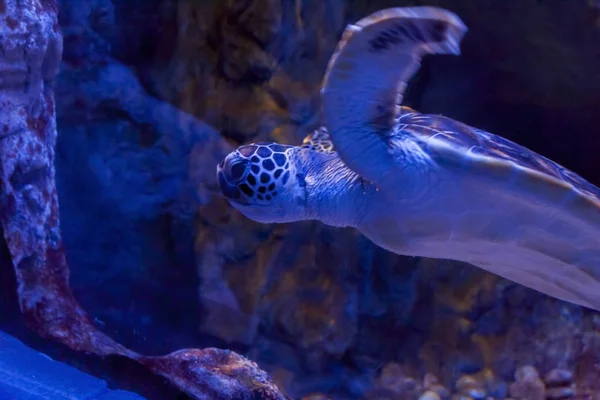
[397,110,600,216]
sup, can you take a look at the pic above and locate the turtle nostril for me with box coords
[229,159,248,181]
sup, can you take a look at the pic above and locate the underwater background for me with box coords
[2,0,600,399]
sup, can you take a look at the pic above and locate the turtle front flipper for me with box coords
[321,7,467,187]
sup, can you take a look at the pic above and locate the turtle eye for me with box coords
[229,159,248,180]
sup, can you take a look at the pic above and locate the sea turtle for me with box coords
[216,7,600,311]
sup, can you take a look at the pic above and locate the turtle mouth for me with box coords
[217,170,244,201]
[231,201,269,211]
[226,196,271,208]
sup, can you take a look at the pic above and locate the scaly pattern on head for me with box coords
[217,142,296,204]
[217,128,338,206]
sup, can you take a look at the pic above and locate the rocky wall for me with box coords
[0,0,286,398]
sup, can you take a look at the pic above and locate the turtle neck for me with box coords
[303,153,372,228]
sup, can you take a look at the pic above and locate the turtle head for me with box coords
[216,142,309,223]
[217,129,366,228]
